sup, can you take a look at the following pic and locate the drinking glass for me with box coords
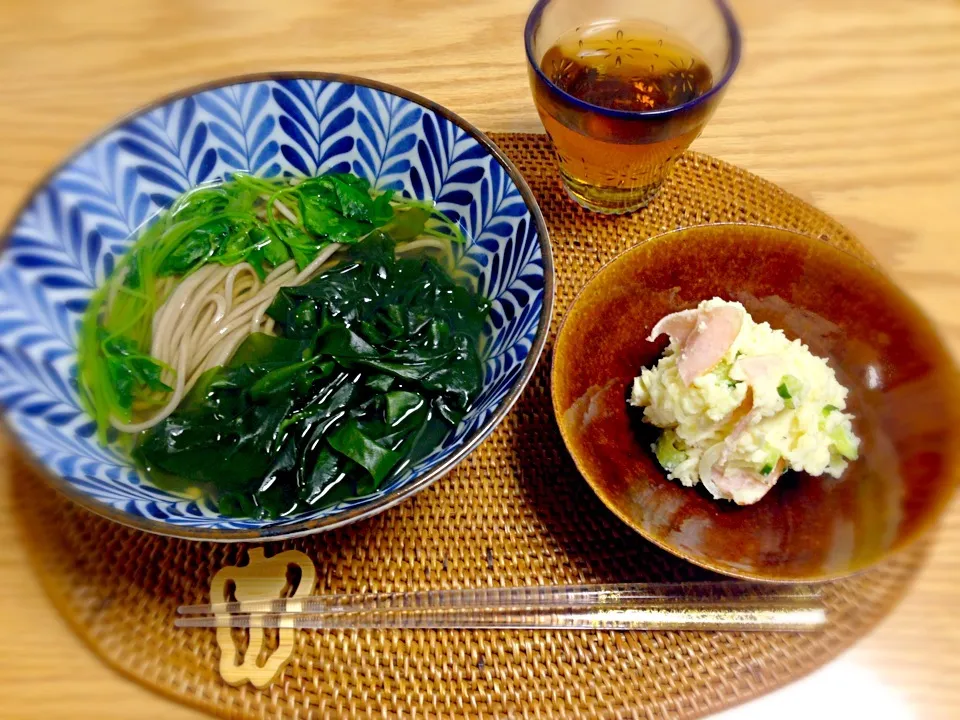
[525,0,741,213]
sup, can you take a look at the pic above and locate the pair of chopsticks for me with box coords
[177,582,825,632]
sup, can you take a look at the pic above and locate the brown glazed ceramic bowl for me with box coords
[552,224,960,582]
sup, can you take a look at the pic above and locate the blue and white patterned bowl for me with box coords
[0,74,553,540]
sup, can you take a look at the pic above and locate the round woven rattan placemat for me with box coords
[14,133,926,719]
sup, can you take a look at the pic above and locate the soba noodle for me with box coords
[109,243,343,432]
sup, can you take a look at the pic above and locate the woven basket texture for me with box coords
[13,133,924,719]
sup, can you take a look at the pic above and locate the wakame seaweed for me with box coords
[134,233,489,519]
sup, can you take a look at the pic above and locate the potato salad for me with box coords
[629,298,860,505]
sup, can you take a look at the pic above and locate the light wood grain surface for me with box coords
[0,0,958,717]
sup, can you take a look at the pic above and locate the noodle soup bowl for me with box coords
[0,74,553,540]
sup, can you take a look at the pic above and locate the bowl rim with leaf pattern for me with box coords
[0,72,554,541]
[551,223,960,582]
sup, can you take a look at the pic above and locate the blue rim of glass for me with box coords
[524,0,742,121]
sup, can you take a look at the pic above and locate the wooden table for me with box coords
[0,0,957,717]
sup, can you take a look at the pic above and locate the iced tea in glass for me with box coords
[526,0,741,213]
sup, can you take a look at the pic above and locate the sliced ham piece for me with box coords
[717,389,759,467]
[698,442,727,486]
[734,354,785,387]
[646,309,698,345]
[698,437,785,505]
[726,388,756,439]
[647,304,745,386]
[676,304,744,386]
[704,466,775,506]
